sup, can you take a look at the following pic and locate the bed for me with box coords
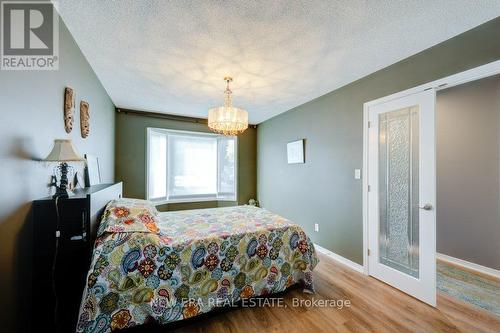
[76,199,319,332]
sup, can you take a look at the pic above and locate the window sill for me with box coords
[150,197,237,205]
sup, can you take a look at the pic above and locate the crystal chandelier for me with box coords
[208,77,248,136]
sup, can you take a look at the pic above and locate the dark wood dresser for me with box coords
[32,183,122,332]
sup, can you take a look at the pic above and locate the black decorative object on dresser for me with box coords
[32,182,122,332]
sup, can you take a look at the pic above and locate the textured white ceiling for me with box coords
[57,1,500,124]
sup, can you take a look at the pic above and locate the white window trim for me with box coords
[146,127,238,205]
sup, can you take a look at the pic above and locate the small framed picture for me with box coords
[84,154,101,186]
[287,139,304,164]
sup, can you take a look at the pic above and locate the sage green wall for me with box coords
[257,18,500,265]
[436,75,500,270]
[0,21,115,332]
[115,112,257,211]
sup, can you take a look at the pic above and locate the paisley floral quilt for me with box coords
[76,204,318,332]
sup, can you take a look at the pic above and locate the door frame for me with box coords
[362,60,500,277]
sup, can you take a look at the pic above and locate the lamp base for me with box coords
[52,188,71,199]
[52,162,72,199]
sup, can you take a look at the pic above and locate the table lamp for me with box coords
[44,139,84,198]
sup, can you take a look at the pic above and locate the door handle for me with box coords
[419,204,433,211]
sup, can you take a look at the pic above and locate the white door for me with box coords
[368,89,436,306]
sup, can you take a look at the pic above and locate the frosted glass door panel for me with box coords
[378,106,419,278]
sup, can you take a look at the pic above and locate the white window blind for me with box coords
[147,130,167,199]
[217,137,236,199]
[147,128,237,203]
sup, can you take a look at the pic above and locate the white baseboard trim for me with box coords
[437,253,500,279]
[314,243,365,273]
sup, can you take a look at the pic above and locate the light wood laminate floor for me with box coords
[159,252,500,333]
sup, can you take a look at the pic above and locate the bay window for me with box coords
[147,128,237,203]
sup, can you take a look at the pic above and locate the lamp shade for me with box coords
[44,139,84,161]
[208,106,248,136]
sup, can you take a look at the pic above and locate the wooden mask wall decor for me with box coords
[80,101,90,138]
[64,87,75,133]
